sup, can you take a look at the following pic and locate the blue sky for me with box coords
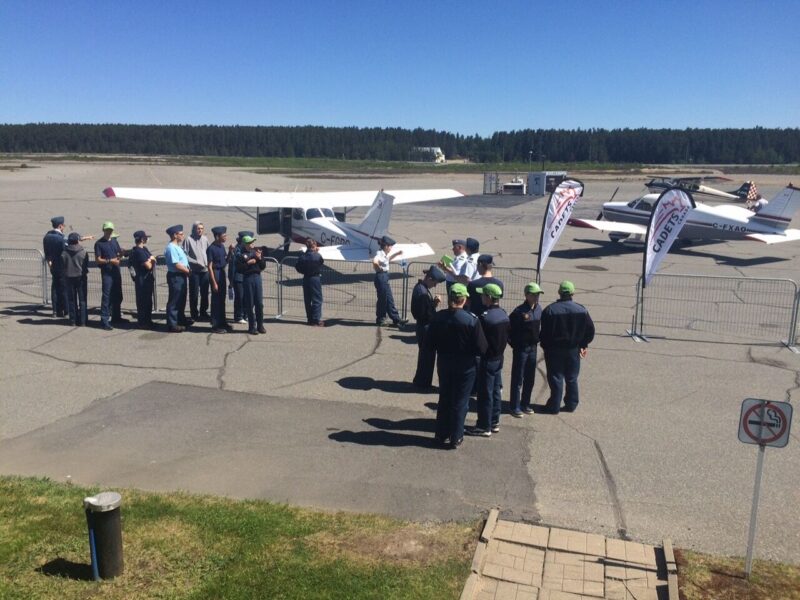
[2,0,798,136]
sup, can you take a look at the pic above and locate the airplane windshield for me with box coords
[306,208,323,220]
[322,208,335,218]
[628,197,655,213]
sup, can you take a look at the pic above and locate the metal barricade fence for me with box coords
[631,274,799,346]
[279,256,405,322]
[0,248,47,305]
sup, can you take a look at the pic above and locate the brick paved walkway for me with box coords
[462,510,675,600]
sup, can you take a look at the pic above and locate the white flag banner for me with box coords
[643,188,695,286]
[537,179,584,274]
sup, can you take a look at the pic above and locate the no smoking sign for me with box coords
[738,399,793,448]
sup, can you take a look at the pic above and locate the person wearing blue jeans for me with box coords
[236,235,267,335]
[164,225,191,332]
[94,222,126,330]
[508,282,543,417]
[466,283,509,437]
[296,238,325,326]
[539,281,595,414]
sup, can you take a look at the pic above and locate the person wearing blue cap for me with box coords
[540,281,595,414]
[464,237,481,281]
[164,225,191,332]
[295,238,325,326]
[60,232,89,326]
[43,216,68,318]
[207,226,230,333]
[236,235,267,334]
[129,230,157,328]
[411,265,446,389]
[228,231,252,324]
[94,221,127,330]
[372,235,407,327]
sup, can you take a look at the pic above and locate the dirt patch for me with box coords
[306,521,477,567]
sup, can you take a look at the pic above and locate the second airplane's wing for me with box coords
[568,218,648,235]
[745,229,800,244]
[389,243,435,262]
[103,187,462,209]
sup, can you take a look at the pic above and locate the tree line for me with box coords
[1,123,798,164]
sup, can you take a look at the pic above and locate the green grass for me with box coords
[0,476,476,600]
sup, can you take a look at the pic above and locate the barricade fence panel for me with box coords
[279,256,405,322]
[0,248,46,305]
[635,274,798,344]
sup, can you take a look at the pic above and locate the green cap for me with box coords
[476,283,503,299]
[449,283,469,298]
[102,221,115,231]
[524,282,542,294]
[559,280,575,295]
[241,235,256,244]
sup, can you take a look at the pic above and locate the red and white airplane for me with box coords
[569,185,800,244]
[103,186,462,261]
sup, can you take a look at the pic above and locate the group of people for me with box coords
[410,239,595,450]
[43,216,278,334]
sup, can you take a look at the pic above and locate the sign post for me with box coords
[737,398,793,577]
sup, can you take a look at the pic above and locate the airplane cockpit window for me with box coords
[627,197,655,212]
[321,208,335,218]
[306,208,323,220]
[292,208,305,220]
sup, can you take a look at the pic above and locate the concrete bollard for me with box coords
[84,491,124,580]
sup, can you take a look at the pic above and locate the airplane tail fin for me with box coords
[732,180,758,201]
[359,191,394,254]
[751,185,800,231]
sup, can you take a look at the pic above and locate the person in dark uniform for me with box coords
[539,281,595,414]
[467,255,504,316]
[411,265,446,389]
[94,221,127,330]
[508,282,543,417]
[236,235,267,335]
[466,283,510,437]
[296,238,325,326]
[425,283,488,449]
[43,216,68,317]
[229,231,250,324]
[207,226,230,334]
[128,230,157,329]
[164,224,191,332]
[60,232,89,326]
[372,235,407,327]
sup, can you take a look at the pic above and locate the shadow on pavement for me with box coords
[337,376,421,394]
[329,429,442,449]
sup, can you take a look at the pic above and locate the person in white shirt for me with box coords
[372,235,407,327]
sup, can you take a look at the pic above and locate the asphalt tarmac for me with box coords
[0,161,798,563]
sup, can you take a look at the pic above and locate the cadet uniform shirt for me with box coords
[467,276,504,316]
[206,243,227,274]
[479,305,510,361]
[540,299,595,350]
[425,308,488,358]
[411,280,436,325]
[236,250,267,275]
[43,230,66,265]
[296,250,324,276]
[374,249,390,272]
[129,246,153,278]
[164,242,189,273]
[447,252,469,282]
[509,302,542,349]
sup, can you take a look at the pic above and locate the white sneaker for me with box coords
[236,318,247,324]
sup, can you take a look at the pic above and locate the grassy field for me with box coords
[0,476,476,600]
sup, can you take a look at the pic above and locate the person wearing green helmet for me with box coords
[539,281,595,414]
[508,282,544,417]
[94,221,127,330]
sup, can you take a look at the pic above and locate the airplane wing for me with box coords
[103,187,462,208]
[745,229,800,244]
[317,242,434,262]
[568,218,648,235]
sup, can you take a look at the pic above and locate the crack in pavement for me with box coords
[217,339,250,391]
[272,325,384,391]
[22,348,211,372]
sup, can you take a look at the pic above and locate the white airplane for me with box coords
[103,186,463,261]
[568,185,800,244]
[645,177,757,203]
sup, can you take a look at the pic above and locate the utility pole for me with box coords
[528,150,533,172]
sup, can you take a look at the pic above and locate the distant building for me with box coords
[410,147,445,164]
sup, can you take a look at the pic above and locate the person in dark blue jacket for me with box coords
[466,283,510,437]
[228,231,251,324]
[539,281,595,414]
[236,235,267,335]
[43,216,68,317]
[94,221,127,330]
[296,238,325,326]
[411,265,446,389]
[128,230,156,329]
[207,226,231,334]
[425,283,488,449]
[508,282,543,417]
